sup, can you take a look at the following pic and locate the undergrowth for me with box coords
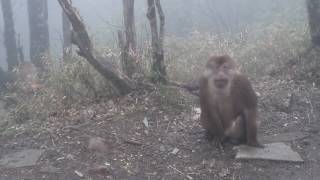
[2,20,317,133]
[165,21,310,82]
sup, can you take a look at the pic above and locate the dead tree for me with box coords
[0,0,19,71]
[147,0,167,83]
[307,0,320,47]
[27,0,50,72]
[119,0,138,78]
[57,0,135,95]
[123,0,137,52]
[62,9,72,61]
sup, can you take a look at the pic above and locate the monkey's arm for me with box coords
[236,75,263,147]
[199,77,225,140]
[243,108,262,147]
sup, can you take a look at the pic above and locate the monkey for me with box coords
[199,55,263,147]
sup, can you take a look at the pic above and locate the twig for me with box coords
[307,96,316,123]
[123,139,143,146]
[165,120,171,134]
[168,165,193,180]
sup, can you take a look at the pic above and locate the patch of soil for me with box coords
[0,76,320,180]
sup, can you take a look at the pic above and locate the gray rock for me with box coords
[0,149,45,168]
[236,142,303,162]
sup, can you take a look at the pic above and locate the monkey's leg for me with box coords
[208,111,226,142]
[224,115,246,145]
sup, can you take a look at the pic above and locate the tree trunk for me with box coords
[0,0,19,71]
[122,0,137,52]
[27,0,50,72]
[62,9,72,61]
[17,34,25,63]
[147,0,167,83]
[307,0,320,46]
[119,0,137,78]
[57,0,135,95]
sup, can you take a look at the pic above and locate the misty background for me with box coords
[0,0,306,70]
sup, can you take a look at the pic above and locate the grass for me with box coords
[3,16,317,130]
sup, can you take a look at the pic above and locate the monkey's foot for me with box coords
[204,131,215,141]
[247,141,265,148]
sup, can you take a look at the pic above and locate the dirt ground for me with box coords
[0,75,319,180]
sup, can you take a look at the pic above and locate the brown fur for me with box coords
[199,55,262,147]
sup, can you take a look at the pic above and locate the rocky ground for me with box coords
[0,75,319,180]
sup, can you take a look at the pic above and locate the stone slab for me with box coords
[0,149,45,168]
[260,132,308,143]
[235,142,303,162]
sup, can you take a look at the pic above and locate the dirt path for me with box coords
[0,76,319,180]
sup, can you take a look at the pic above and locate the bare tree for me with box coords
[27,0,50,72]
[1,0,19,71]
[147,0,166,83]
[57,0,135,95]
[307,0,320,47]
[123,0,137,52]
[62,10,72,61]
[119,0,138,78]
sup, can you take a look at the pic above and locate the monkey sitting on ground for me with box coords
[199,55,263,147]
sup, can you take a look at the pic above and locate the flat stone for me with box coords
[235,142,303,162]
[260,132,308,143]
[0,149,45,168]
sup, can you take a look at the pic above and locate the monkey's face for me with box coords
[206,58,237,89]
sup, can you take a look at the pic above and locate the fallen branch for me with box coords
[58,0,135,95]
[168,80,200,97]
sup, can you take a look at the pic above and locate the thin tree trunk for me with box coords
[58,0,135,95]
[307,0,320,46]
[27,0,50,72]
[123,0,136,52]
[17,34,24,63]
[0,0,19,71]
[120,0,137,78]
[62,9,72,61]
[147,0,167,83]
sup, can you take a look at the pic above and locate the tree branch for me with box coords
[58,0,135,95]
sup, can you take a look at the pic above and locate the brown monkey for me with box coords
[199,55,262,147]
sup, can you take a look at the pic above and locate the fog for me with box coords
[0,0,306,69]
[1,1,320,179]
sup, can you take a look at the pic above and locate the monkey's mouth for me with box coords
[214,79,228,88]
